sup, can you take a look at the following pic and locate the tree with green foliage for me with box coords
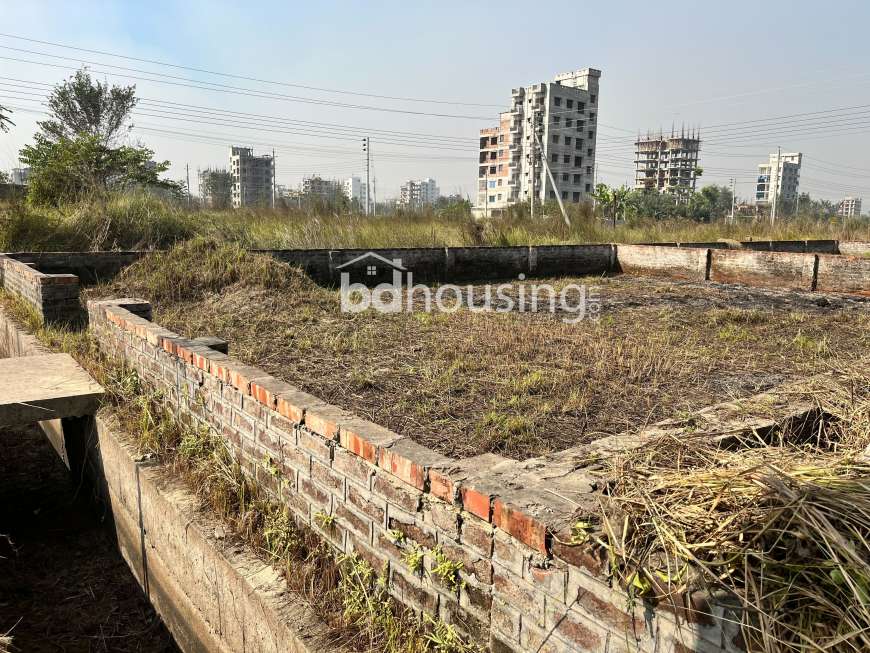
[0,103,13,132]
[592,183,630,227]
[37,69,137,145]
[18,68,175,206]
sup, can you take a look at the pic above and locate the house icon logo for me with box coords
[337,252,412,313]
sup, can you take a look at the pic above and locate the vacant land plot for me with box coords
[92,246,869,460]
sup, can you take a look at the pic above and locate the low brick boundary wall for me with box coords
[615,245,709,281]
[709,250,818,291]
[839,241,870,257]
[86,297,751,652]
[0,305,336,653]
[0,255,80,322]
[815,254,870,295]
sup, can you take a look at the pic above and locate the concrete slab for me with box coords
[0,353,103,427]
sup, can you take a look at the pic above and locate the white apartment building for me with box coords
[399,178,440,208]
[230,146,274,209]
[343,176,369,210]
[756,152,802,207]
[10,167,30,185]
[475,68,601,215]
[838,196,862,218]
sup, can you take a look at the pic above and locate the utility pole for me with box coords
[770,146,781,226]
[185,163,191,207]
[729,177,736,224]
[363,137,371,216]
[530,109,540,220]
[484,169,489,218]
[271,148,276,209]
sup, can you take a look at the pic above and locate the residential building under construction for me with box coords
[634,128,701,199]
[198,167,232,209]
[230,146,274,209]
[475,68,601,216]
[838,196,862,218]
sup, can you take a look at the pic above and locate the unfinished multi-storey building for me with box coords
[399,178,440,208]
[230,146,274,209]
[302,176,344,203]
[756,152,802,208]
[475,68,601,215]
[198,167,232,209]
[634,128,701,200]
[838,196,862,218]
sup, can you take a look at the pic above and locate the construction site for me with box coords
[1,238,868,653]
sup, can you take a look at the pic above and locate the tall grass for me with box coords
[2,191,868,251]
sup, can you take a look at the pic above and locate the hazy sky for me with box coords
[1,0,869,202]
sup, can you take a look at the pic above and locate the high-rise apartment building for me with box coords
[475,68,601,215]
[343,176,369,210]
[230,146,274,209]
[198,167,232,209]
[399,178,440,208]
[634,128,701,199]
[838,196,862,218]
[756,152,802,207]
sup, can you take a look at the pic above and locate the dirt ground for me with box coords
[95,263,870,460]
[0,424,177,653]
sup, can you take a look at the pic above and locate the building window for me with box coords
[554,97,562,107]
[552,134,559,143]
[490,166,496,174]
[497,164,503,173]
[497,179,503,186]
[551,153,558,163]
[587,149,593,156]
[549,191,556,199]
[573,174,581,183]
[589,112,596,120]
[588,130,594,138]
[566,118,573,127]
[367,265,377,276]
[585,183,591,192]
[563,155,570,164]
[497,193,502,200]
[488,180,496,188]
[498,134,505,143]
[554,116,561,125]
[578,102,585,112]
[565,136,572,146]
[590,94,596,103]
[566,99,574,109]
[573,192,581,202]
[575,141,582,150]
[561,191,568,199]
[490,137,497,145]
[489,195,496,202]
[562,173,569,181]
[574,156,582,166]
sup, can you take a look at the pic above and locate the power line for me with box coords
[0,33,503,108]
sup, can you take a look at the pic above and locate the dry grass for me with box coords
[595,364,870,652]
[91,241,870,460]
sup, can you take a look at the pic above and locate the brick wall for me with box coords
[0,255,80,322]
[615,245,710,281]
[86,297,745,653]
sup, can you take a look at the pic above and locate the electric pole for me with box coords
[484,169,489,218]
[770,146,781,226]
[272,148,276,209]
[185,163,191,207]
[363,137,371,216]
[535,131,571,227]
[729,177,736,224]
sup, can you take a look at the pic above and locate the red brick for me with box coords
[372,473,421,513]
[390,567,438,614]
[275,389,323,424]
[461,512,494,557]
[461,485,494,522]
[346,484,385,525]
[304,403,353,441]
[379,440,451,490]
[297,428,333,462]
[333,447,375,487]
[493,497,548,554]
[334,503,371,540]
[388,513,436,550]
[299,477,330,508]
[339,418,403,464]
[552,608,604,652]
[311,460,344,494]
[492,569,544,623]
[551,528,608,577]
[347,534,390,574]
[250,377,294,409]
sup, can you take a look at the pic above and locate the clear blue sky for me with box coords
[1,0,869,202]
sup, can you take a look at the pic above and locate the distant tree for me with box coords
[0,170,9,184]
[0,103,13,132]
[200,170,232,209]
[19,68,174,206]
[20,135,173,206]
[37,68,136,145]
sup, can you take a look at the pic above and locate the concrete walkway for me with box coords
[0,353,103,427]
